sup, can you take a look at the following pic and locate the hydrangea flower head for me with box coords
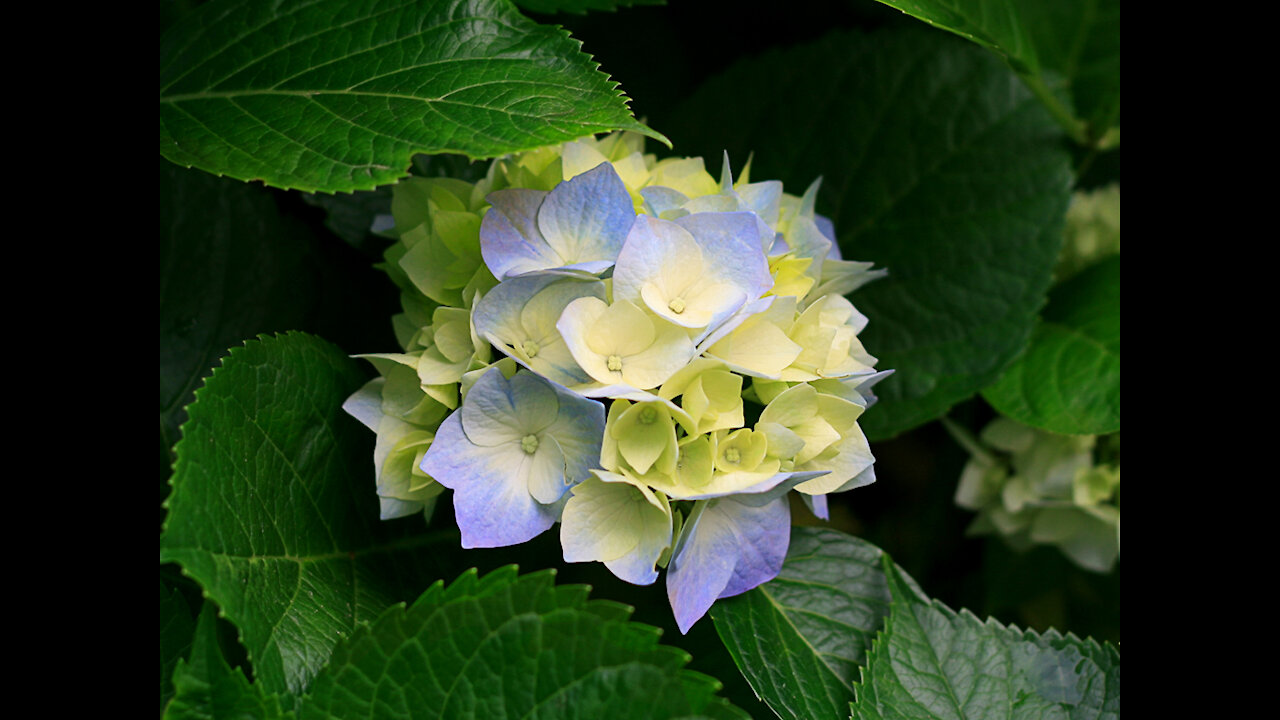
[345,130,890,633]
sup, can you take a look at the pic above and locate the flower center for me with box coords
[607,354,623,372]
[521,339,540,358]
[638,406,657,424]
[668,297,686,314]
[724,447,741,464]
[520,434,539,454]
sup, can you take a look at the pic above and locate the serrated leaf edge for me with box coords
[159,0,669,192]
[296,565,746,717]
[851,555,1119,719]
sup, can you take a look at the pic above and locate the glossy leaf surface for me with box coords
[296,566,749,720]
[872,0,1120,145]
[161,332,456,694]
[710,528,922,720]
[851,558,1120,719]
[160,0,665,191]
[164,602,292,720]
[983,256,1120,435]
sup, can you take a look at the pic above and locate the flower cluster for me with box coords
[344,132,889,631]
[950,417,1120,573]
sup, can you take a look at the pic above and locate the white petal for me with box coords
[525,433,568,505]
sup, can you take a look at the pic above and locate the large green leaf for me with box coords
[666,26,1072,441]
[709,528,923,720]
[160,332,458,695]
[165,602,293,720]
[982,256,1119,435]
[871,0,1119,146]
[851,558,1120,719]
[296,566,749,720]
[159,0,666,192]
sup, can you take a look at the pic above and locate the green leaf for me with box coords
[159,0,667,192]
[160,332,459,695]
[870,0,1119,146]
[160,161,319,474]
[851,557,1120,719]
[515,0,665,15]
[982,256,1119,435]
[165,601,293,720]
[295,566,749,720]
[666,26,1072,441]
[161,579,198,714]
[709,528,923,720]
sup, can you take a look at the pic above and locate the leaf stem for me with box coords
[1018,73,1088,146]
[940,416,998,466]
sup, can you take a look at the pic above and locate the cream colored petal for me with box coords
[590,300,657,357]
[618,319,696,390]
[707,318,802,379]
[525,433,568,505]
[557,296,618,385]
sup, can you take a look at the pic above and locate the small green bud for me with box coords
[521,339,540,358]
[668,297,686,314]
[607,354,623,371]
[521,434,540,454]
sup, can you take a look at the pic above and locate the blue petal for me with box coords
[472,273,604,387]
[673,212,773,298]
[459,367,525,447]
[718,497,790,598]
[639,185,689,217]
[537,162,635,269]
[479,188,561,279]
[801,493,829,521]
[815,214,839,256]
[737,181,783,227]
[541,380,607,487]
[419,412,557,548]
[666,495,791,633]
[471,274,563,350]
